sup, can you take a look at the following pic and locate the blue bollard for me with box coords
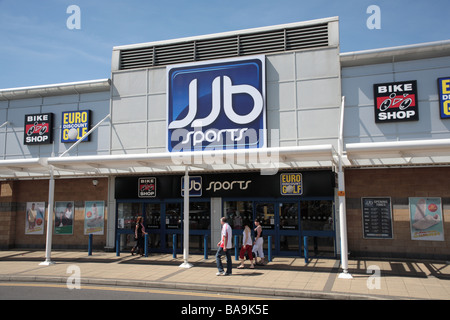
[303,236,309,263]
[144,233,149,257]
[204,234,208,260]
[234,235,238,261]
[116,234,120,257]
[268,236,272,262]
[173,234,177,259]
[88,234,93,256]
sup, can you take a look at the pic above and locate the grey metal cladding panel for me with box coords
[297,108,340,140]
[112,96,147,123]
[0,133,4,157]
[43,94,80,106]
[296,78,341,110]
[341,55,450,143]
[342,73,394,108]
[148,94,166,121]
[267,54,295,82]
[112,70,147,97]
[7,106,41,130]
[111,122,147,150]
[266,48,341,146]
[147,121,166,149]
[148,68,166,94]
[295,48,340,80]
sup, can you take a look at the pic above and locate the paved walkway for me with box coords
[0,250,449,300]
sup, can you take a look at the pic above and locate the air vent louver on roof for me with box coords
[119,23,328,70]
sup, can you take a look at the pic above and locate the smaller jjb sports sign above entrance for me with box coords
[115,171,334,199]
[373,80,419,123]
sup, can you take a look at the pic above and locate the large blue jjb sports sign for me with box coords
[167,55,266,152]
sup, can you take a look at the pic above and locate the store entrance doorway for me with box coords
[225,199,336,258]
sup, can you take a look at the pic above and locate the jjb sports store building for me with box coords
[2,16,450,261]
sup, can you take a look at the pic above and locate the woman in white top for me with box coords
[237,222,254,269]
[252,219,265,265]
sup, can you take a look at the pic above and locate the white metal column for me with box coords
[40,167,55,266]
[179,167,193,268]
[337,96,352,279]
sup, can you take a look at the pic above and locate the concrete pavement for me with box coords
[0,250,449,300]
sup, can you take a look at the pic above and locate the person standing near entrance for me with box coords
[132,216,147,256]
[216,217,233,276]
[252,219,265,265]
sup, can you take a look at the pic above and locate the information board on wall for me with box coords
[361,197,393,239]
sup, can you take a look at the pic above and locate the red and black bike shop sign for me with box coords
[373,80,419,123]
[24,113,54,145]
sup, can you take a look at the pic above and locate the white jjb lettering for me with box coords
[168,75,263,130]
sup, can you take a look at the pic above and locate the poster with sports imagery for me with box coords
[409,197,444,241]
[25,202,45,235]
[84,201,105,235]
[54,201,74,235]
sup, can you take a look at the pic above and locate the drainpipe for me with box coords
[338,96,352,279]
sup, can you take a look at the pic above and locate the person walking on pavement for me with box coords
[237,222,254,269]
[252,219,265,266]
[131,216,147,256]
[216,217,233,276]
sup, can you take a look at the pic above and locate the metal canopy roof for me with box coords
[345,138,450,167]
[0,145,337,179]
[0,79,111,101]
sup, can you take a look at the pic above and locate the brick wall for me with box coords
[0,181,17,249]
[345,168,450,260]
[0,178,108,250]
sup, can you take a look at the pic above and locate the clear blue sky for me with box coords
[1,0,449,89]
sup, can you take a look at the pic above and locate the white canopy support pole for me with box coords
[40,166,55,266]
[337,96,352,279]
[0,121,9,129]
[179,166,193,268]
[59,114,110,157]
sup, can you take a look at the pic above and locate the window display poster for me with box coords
[25,202,45,235]
[54,201,74,235]
[409,197,444,241]
[84,201,105,235]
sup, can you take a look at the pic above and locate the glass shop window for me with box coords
[145,203,161,229]
[117,203,142,230]
[300,200,334,231]
[223,201,253,230]
[166,203,182,229]
[189,202,210,230]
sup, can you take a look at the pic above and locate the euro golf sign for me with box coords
[167,56,266,152]
[438,77,450,119]
[61,110,91,143]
